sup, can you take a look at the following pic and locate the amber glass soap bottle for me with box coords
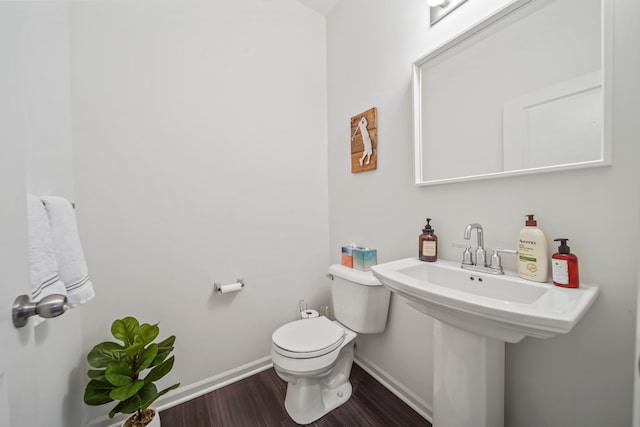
[419,218,438,262]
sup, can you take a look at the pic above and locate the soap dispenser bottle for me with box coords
[552,238,579,288]
[517,214,548,282]
[419,218,438,262]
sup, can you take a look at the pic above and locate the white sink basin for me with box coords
[371,257,598,343]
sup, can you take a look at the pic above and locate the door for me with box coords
[0,4,39,426]
[0,139,38,427]
[634,266,640,427]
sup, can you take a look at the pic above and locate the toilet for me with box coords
[271,264,391,424]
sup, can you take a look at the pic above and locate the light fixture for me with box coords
[428,0,468,26]
[426,0,450,7]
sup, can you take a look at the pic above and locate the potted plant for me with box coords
[83,316,180,427]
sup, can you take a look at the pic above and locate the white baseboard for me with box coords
[354,353,433,423]
[86,356,273,427]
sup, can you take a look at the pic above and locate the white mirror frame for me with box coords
[413,0,613,186]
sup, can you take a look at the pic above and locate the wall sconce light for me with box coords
[427,0,468,25]
[427,0,450,6]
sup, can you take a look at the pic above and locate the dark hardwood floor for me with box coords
[160,363,432,427]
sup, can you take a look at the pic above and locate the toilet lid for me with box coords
[272,317,345,358]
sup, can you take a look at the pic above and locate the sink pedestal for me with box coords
[372,257,599,427]
[433,320,504,427]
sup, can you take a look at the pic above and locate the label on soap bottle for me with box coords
[552,259,569,285]
[423,241,436,257]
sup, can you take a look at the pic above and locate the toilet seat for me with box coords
[272,316,346,359]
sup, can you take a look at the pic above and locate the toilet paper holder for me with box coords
[214,278,245,294]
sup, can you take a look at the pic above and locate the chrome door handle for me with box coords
[12,294,68,328]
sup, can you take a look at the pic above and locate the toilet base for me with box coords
[272,321,357,425]
[285,379,353,425]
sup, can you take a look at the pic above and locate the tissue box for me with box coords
[352,248,377,271]
[341,246,355,268]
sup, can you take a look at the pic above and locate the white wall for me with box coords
[1,3,85,426]
[68,0,329,424]
[327,0,640,426]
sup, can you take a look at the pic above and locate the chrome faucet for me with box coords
[464,223,487,267]
[458,223,516,275]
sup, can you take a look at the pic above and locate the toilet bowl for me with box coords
[271,265,391,424]
[271,316,357,424]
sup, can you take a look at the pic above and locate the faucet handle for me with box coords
[489,248,517,271]
[452,243,474,265]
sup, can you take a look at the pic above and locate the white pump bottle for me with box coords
[517,214,548,282]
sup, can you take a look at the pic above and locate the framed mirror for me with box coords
[413,0,612,186]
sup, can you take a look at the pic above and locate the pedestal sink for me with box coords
[371,258,598,427]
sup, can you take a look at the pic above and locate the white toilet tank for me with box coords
[328,264,391,334]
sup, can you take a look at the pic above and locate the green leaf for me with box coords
[111,383,156,416]
[87,369,106,380]
[109,380,144,402]
[139,382,180,411]
[157,335,175,349]
[152,382,180,403]
[152,335,175,366]
[107,382,177,417]
[122,342,144,359]
[108,405,120,418]
[105,361,134,387]
[136,323,159,346]
[87,342,124,368]
[144,356,174,384]
[84,379,115,406]
[135,383,159,410]
[135,344,158,375]
[111,317,139,346]
[108,400,127,418]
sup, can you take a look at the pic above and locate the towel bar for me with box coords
[40,200,75,209]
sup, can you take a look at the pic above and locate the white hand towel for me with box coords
[41,196,95,308]
[27,194,68,326]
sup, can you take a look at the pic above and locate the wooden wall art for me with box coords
[350,107,377,173]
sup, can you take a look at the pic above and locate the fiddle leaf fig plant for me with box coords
[84,316,179,425]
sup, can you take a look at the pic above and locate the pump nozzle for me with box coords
[554,238,571,254]
[423,218,433,233]
[525,214,537,226]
